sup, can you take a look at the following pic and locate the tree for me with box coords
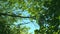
[35,0,60,34]
[0,0,60,34]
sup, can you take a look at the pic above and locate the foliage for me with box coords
[0,0,60,34]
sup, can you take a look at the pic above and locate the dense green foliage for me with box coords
[35,0,60,34]
[0,0,60,34]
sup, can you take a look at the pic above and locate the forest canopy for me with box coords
[0,0,60,34]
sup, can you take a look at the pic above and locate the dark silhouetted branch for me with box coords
[0,12,36,19]
[0,23,30,25]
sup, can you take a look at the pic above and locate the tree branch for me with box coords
[0,12,36,19]
[0,13,36,25]
[0,23,30,25]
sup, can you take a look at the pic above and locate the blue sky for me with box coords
[10,1,49,33]
[10,0,49,33]
[12,8,40,34]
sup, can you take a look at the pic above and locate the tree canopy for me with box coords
[0,0,60,34]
